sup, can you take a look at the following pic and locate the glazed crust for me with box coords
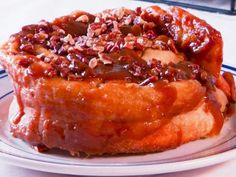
[7,69,218,155]
[2,50,225,155]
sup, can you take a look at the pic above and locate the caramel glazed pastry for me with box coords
[0,6,235,156]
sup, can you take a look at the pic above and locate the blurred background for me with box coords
[142,0,236,14]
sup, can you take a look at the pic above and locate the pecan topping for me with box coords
[13,7,216,87]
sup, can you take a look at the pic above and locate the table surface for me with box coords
[0,0,236,176]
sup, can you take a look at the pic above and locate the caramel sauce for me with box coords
[120,25,142,36]
[53,13,95,36]
[54,18,88,37]
[93,49,148,82]
[95,64,132,81]
[223,72,236,101]
[224,102,236,118]
[11,95,24,125]
[205,91,224,136]
[27,62,45,77]
[153,81,177,117]
[11,77,25,125]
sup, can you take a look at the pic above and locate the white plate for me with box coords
[0,66,235,176]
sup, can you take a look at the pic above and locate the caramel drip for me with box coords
[205,91,224,136]
[11,84,24,125]
[154,81,177,117]
[224,102,236,118]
